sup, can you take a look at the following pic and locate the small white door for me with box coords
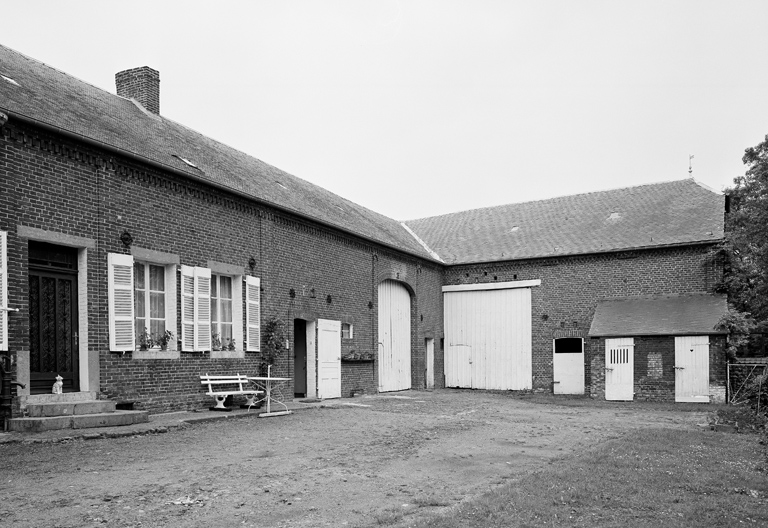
[317,319,341,399]
[553,338,585,394]
[675,336,710,403]
[605,338,634,401]
[425,338,435,389]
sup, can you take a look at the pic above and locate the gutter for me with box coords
[2,108,442,265]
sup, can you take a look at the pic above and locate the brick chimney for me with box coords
[115,66,160,115]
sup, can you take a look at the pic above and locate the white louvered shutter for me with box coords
[246,276,261,352]
[0,231,8,351]
[108,253,135,351]
[180,265,195,351]
[195,267,212,351]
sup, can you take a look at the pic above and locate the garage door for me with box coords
[443,280,538,390]
[378,280,411,392]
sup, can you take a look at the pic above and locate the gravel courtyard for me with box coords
[0,390,710,527]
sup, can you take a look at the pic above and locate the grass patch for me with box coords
[393,428,767,528]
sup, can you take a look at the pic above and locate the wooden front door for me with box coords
[28,242,79,394]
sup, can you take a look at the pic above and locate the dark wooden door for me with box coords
[28,243,79,394]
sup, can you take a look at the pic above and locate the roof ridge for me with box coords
[405,178,701,223]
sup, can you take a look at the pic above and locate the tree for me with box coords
[721,134,768,339]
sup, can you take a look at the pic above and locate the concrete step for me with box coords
[26,400,116,418]
[7,410,149,433]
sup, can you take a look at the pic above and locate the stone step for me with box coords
[26,400,116,418]
[7,410,149,433]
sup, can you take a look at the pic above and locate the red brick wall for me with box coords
[1,121,444,414]
[590,335,727,402]
[446,247,722,391]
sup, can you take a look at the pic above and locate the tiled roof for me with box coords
[588,293,728,337]
[405,179,724,264]
[0,45,433,260]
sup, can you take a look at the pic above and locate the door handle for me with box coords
[604,367,613,371]
[674,366,684,370]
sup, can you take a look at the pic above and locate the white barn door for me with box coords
[605,338,634,401]
[317,319,341,399]
[675,336,710,402]
[443,284,533,390]
[378,280,411,392]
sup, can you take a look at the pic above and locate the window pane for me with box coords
[134,262,145,289]
[220,276,232,299]
[150,319,165,339]
[135,318,146,341]
[211,274,218,297]
[135,289,146,320]
[211,297,219,323]
[149,265,164,291]
[221,299,232,323]
[221,323,233,344]
[150,291,165,318]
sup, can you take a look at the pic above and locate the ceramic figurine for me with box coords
[52,375,63,394]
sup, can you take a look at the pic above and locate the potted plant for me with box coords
[261,317,286,376]
[226,337,236,351]
[156,330,174,351]
[138,328,154,351]
[211,333,222,351]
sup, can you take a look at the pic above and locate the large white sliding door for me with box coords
[443,281,537,390]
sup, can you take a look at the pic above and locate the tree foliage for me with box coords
[722,134,768,335]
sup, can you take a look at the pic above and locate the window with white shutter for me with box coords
[0,231,8,352]
[181,265,212,351]
[108,253,135,351]
[246,276,261,352]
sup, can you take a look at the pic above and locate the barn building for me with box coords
[0,44,727,430]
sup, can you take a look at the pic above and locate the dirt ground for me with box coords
[0,390,710,528]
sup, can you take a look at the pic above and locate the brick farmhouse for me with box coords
[0,44,727,423]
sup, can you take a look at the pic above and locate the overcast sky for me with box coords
[3,1,767,220]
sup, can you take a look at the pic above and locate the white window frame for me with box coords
[109,250,178,357]
[210,271,244,359]
[342,322,354,340]
[0,231,8,351]
[133,261,173,350]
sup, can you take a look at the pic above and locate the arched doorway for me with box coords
[377,280,411,392]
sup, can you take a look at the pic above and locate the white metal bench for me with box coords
[200,373,263,411]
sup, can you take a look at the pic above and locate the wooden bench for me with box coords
[200,373,264,411]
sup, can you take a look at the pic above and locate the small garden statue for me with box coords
[52,375,63,394]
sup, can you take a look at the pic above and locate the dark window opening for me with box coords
[554,337,582,354]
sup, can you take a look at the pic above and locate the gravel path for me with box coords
[0,390,709,527]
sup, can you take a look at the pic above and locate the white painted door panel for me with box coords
[553,338,585,395]
[444,287,532,390]
[675,336,710,402]
[605,338,634,401]
[317,319,341,399]
[425,338,435,390]
[378,280,411,392]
